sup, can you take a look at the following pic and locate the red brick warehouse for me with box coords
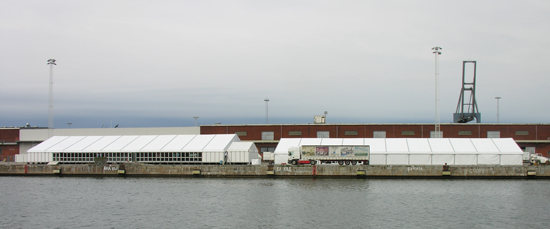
[201,123,550,157]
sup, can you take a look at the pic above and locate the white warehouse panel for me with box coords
[102,136,139,152]
[363,138,386,153]
[141,135,177,152]
[203,135,239,152]
[386,139,409,152]
[27,136,68,152]
[161,135,195,152]
[343,138,364,146]
[455,155,477,165]
[432,154,455,165]
[387,154,409,165]
[478,154,500,165]
[300,138,322,146]
[492,138,523,154]
[65,136,103,152]
[183,135,215,152]
[321,138,343,145]
[84,136,121,152]
[501,155,523,165]
[428,139,454,152]
[409,154,431,165]
[121,135,158,152]
[46,136,85,152]
[450,139,477,153]
[471,139,500,153]
[407,139,431,153]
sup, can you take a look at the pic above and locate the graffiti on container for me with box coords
[276,167,292,172]
[104,166,119,171]
[407,166,423,172]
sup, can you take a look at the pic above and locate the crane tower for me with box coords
[453,61,481,123]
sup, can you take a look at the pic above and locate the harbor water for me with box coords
[1,177,550,228]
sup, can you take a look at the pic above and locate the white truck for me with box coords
[530,153,549,165]
[288,145,370,165]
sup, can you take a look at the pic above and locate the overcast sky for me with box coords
[1,0,549,128]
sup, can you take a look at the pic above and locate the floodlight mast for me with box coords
[495,97,501,123]
[264,98,269,124]
[432,47,442,138]
[193,116,199,126]
[47,59,56,138]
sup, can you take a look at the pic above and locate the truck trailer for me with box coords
[288,145,370,165]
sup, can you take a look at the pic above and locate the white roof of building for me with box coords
[27,134,241,153]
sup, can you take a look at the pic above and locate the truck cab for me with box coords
[288,146,301,164]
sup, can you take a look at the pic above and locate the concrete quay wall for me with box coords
[1,163,549,178]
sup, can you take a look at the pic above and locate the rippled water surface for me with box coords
[1,177,550,228]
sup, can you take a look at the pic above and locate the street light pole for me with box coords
[193,116,199,126]
[432,47,442,138]
[264,98,269,124]
[495,97,501,123]
[47,59,56,138]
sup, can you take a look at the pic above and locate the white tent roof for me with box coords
[28,134,240,153]
[203,135,241,152]
[227,142,256,152]
[273,138,301,155]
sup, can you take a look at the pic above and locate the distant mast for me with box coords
[47,59,56,138]
[264,98,269,124]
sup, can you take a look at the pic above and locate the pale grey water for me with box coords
[1,177,550,229]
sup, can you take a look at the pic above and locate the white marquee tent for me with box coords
[274,138,523,165]
[19,134,260,165]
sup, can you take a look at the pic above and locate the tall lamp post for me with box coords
[432,47,442,138]
[47,59,56,138]
[264,98,269,124]
[495,97,501,123]
[193,116,199,126]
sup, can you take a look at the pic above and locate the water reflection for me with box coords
[1,177,549,228]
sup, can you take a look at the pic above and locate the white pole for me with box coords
[193,116,199,126]
[432,47,442,138]
[495,97,501,123]
[47,59,56,138]
[264,98,269,124]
